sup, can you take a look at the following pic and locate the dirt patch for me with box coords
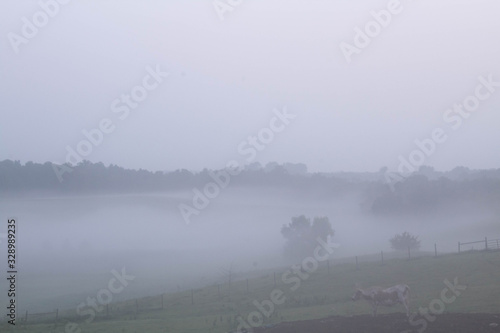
[253,313,500,333]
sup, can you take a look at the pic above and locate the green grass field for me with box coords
[2,250,499,333]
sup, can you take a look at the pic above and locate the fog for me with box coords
[1,0,500,172]
[2,183,497,312]
[1,0,499,320]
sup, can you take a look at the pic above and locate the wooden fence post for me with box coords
[458,241,461,253]
[485,237,488,250]
[434,243,437,258]
[25,310,28,322]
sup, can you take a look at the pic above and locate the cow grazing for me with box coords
[352,284,410,317]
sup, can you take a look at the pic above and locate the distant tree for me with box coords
[283,163,308,175]
[418,165,435,174]
[378,166,388,174]
[245,162,262,171]
[390,232,421,251]
[448,166,470,181]
[264,162,280,173]
[281,215,334,260]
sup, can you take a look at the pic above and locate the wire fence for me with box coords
[9,236,499,326]
[458,237,500,253]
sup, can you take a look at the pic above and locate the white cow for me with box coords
[352,284,410,317]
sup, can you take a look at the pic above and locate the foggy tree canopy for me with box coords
[389,232,421,251]
[1,159,500,216]
[281,215,334,260]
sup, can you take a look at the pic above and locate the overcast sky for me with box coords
[1,0,499,173]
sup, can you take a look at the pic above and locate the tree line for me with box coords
[1,159,499,215]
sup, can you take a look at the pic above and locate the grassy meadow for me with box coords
[2,250,499,333]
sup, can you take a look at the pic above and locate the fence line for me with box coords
[458,237,500,253]
[487,238,500,250]
[12,236,499,326]
[16,294,166,324]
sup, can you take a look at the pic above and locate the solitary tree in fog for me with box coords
[390,232,421,251]
[281,215,334,260]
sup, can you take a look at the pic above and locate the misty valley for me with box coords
[3,0,500,331]
[1,160,499,324]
